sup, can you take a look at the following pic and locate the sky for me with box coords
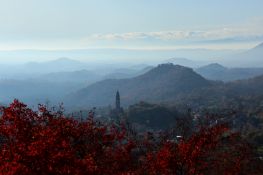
[0,0,263,62]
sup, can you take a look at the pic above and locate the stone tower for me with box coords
[115,90,120,110]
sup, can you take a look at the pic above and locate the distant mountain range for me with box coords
[0,63,154,106]
[1,61,263,110]
[20,58,86,74]
[196,63,263,81]
[221,42,263,67]
[0,58,88,80]
[0,57,152,80]
[163,42,263,69]
[1,41,263,108]
[37,69,101,84]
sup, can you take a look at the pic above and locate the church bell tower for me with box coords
[115,90,120,110]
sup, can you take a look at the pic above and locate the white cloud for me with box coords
[90,24,263,43]
[91,31,188,40]
[1,17,263,51]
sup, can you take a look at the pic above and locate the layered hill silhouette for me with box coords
[196,63,263,81]
[179,73,263,110]
[38,69,101,84]
[226,74,263,96]
[24,58,87,74]
[65,64,211,107]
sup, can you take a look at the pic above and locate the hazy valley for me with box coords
[1,1,263,173]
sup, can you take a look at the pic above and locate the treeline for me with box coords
[0,100,262,174]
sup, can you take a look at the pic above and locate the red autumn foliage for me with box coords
[0,100,259,175]
[143,125,252,175]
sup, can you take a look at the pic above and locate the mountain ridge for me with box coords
[196,63,263,81]
[65,64,211,108]
[221,42,263,67]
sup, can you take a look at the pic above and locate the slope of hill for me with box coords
[226,75,263,96]
[178,74,263,111]
[103,66,154,79]
[196,63,263,81]
[65,64,211,108]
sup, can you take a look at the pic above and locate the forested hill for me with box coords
[65,64,211,107]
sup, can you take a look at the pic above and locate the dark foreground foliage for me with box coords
[0,100,262,175]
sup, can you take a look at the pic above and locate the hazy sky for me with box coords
[0,0,263,52]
